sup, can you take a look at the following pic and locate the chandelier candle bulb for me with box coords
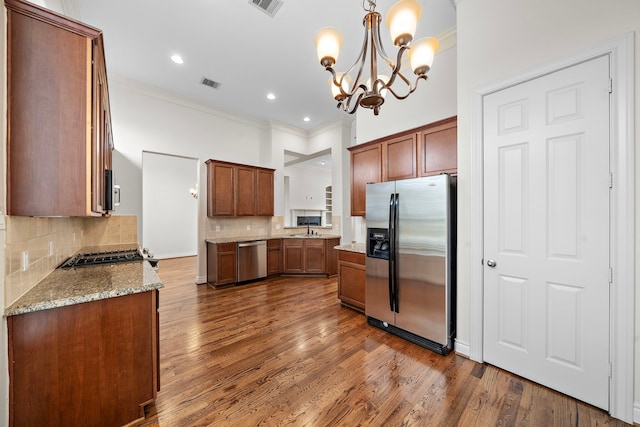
[409,37,439,75]
[315,27,343,67]
[386,0,421,46]
[329,73,351,100]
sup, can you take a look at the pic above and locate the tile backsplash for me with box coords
[5,215,138,307]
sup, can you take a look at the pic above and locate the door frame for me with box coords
[469,33,635,422]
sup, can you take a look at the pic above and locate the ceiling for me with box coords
[50,0,456,132]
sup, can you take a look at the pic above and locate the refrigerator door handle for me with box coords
[393,193,400,313]
[388,193,395,311]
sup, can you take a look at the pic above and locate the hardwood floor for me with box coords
[139,256,629,426]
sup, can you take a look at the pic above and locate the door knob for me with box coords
[486,259,497,268]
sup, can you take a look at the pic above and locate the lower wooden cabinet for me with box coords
[337,251,366,312]
[282,238,340,275]
[267,238,282,276]
[207,242,237,287]
[7,290,159,426]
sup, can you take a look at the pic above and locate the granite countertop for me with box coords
[5,250,164,317]
[206,234,342,244]
[334,242,366,254]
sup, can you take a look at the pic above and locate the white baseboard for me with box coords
[454,339,470,358]
[156,251,197,259]
[195,275,207,285]
[633,402,640,424]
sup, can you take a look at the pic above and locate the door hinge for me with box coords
[609,173,613,189]
[608,362,613,378]
[608,78,613,94]
[609,267,613,283]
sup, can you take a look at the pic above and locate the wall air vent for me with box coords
[249,0,283,17]
[201,77,221,89]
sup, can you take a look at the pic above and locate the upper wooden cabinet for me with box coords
[6,0,113,216]
[348,143,382,217]
[383,133,418,181]
[348,116,457,216]
[205,159,275,217]
[255,169,275,216]
[419,116,457,177]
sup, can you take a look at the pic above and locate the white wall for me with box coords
[142,152,198,258]
[285,165,330,212]
[109,77,270,240]
[456,0,639,422]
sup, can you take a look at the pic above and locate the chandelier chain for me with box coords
[363,0,376,12]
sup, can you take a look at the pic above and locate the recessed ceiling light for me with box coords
[171,54,184,64]
[303,116,310,122]
[266,93,276,100]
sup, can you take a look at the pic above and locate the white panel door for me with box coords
[483,55,610,409]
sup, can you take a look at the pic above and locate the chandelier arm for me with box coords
[384,45,410,88]
[343,90,367,114]
[335,16,373,98]
[385,75,428,100]
[371,13,396,68]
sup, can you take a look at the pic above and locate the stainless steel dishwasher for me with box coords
[237,240,267,282]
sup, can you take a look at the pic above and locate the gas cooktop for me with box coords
[58,249,144,269]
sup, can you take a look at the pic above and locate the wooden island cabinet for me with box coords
[348,116,457,216]
[206,159,274,217]
[8,290,160,427]
[6,0,114,216]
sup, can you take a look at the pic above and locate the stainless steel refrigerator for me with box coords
[365,174,456,354]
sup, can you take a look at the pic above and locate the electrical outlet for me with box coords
[246,225,251,231]
[216,225,220,232]
[21,251,29,272]
[48,241,54,257]
[276,224,281,230]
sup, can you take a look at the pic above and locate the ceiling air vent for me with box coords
[249,0,283,17]
[201,77,221,89]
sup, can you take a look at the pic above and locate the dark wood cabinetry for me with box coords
[256,169,275,216]
[383,133,418,181]
[283,238,340,275]
[267,239,282,276]
[207,162,235,216]
[337,251,366,312]
[6,0,113,216]
[349,144,382,217]
[207,242,238,287]
[7,290,159,426]
[348,116,457,217]
[206,160,275,217]
[420,116,458,176]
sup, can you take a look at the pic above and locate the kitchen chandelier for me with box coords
[314,0,439,115]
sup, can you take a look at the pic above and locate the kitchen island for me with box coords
[5,245,163,427]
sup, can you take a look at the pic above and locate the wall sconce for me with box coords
[189,185,198,199]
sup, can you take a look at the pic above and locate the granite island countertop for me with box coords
[334,242,366,254]
[5,251,163,317]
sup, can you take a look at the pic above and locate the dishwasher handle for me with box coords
[238,240,266,248]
